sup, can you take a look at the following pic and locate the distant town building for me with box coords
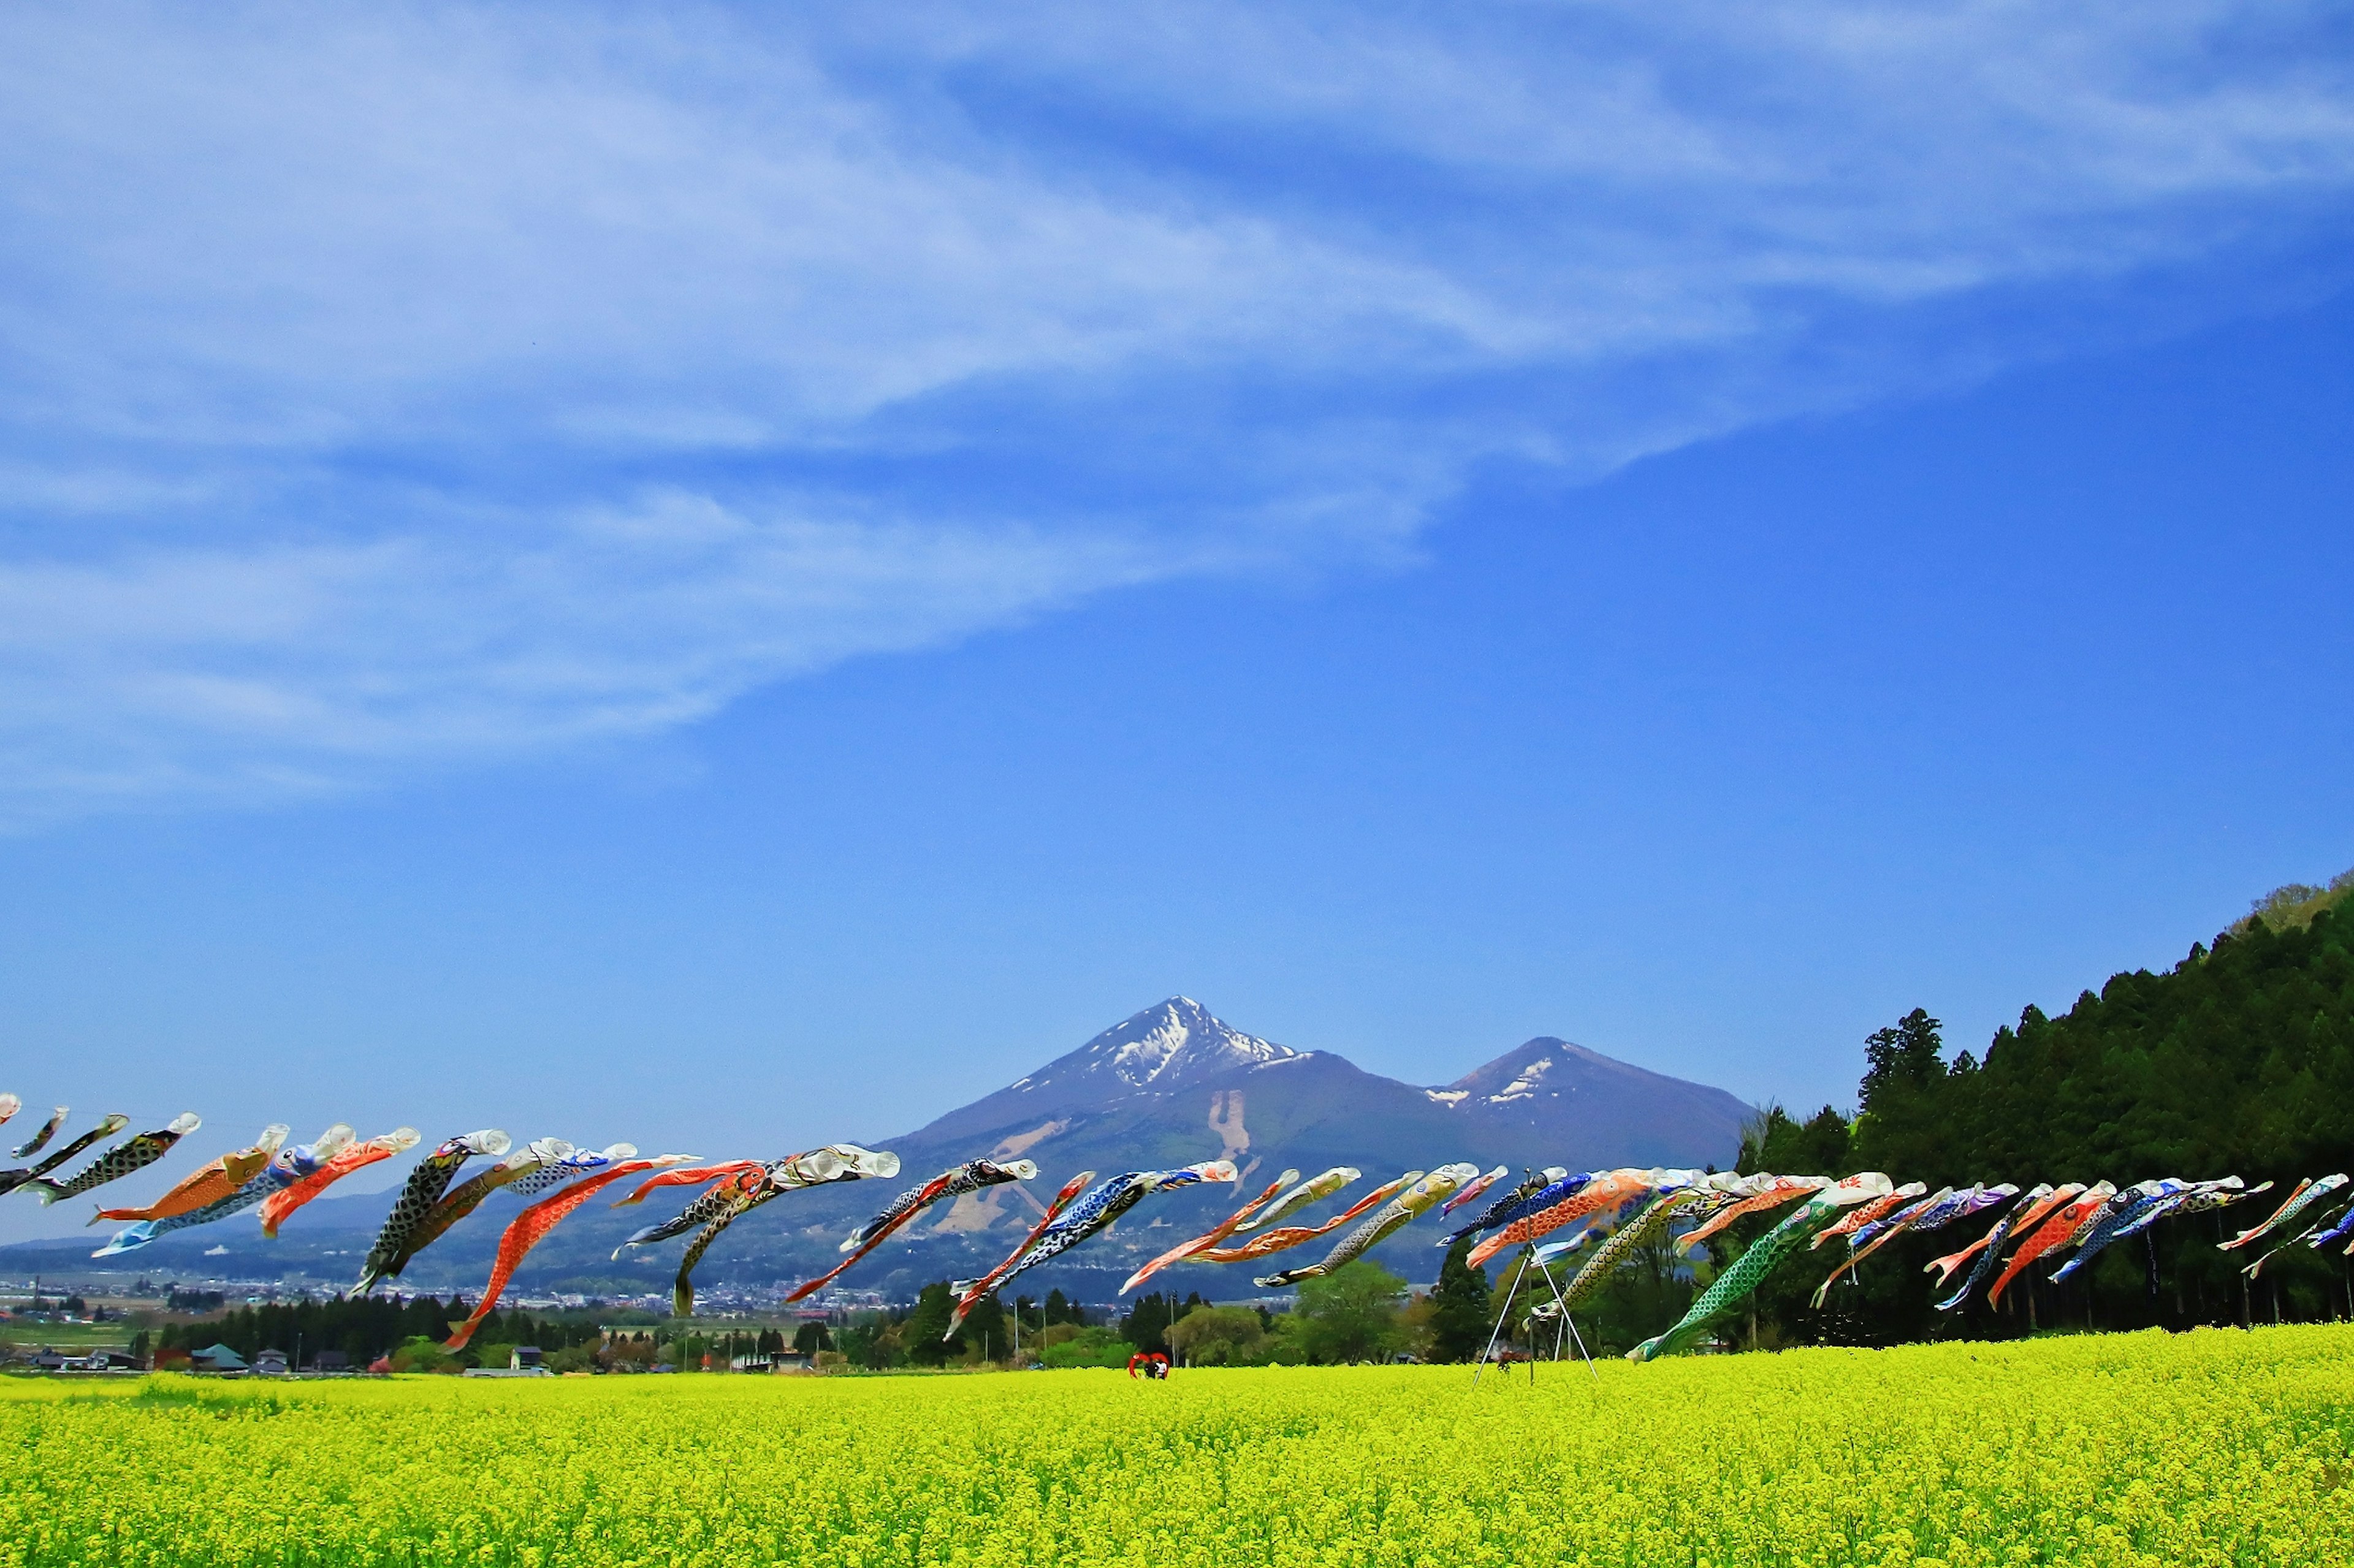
[190,1344,248,1373]
[251,1349,291,1376]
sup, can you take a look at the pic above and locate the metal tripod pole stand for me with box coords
[1534,1246,1600,1386]
[1471,1245,1533,1390]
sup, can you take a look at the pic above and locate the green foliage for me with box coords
[900,1283,960,1366]
[2236,871,2354,935]
[1277,1262,1406,1364]
[1037,1326,1135,1368]
[1736,1104,1851,1177]
[1164,1304,1268,1366]
[791,1321,832,1356]
[387,1336,458,1374]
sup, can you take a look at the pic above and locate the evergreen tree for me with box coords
[901,1282,961,1366]
[1119,1292,1176,1354]
[1425,1238,1493,1362]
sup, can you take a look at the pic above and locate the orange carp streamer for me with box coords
[1676,1176,1827,1255]
[1191,1177,1411,1263]
[94,1128,286,1223]
[1927,1182,2077,1288]
[446,1155,696,1350]
[1468,1168,1650,1269]
[259,1128,419,1238]
[1986,1181,2115,1309]
[1121,1168,1297,1294]
[608,1160,763,1208]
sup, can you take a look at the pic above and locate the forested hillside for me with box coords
[1726,870,2354,1347]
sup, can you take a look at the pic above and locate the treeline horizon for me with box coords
[1708,869,2354,1349]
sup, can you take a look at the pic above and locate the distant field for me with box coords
[4,1326,2351,1566]
[0,1321,135,1349]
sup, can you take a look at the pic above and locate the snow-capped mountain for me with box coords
[1006,997,1301,1102]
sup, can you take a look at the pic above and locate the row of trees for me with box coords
[1712,876,2354,1350]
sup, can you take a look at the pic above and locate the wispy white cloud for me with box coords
[1,1,2349,822]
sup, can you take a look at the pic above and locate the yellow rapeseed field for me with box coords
[4,1325,2352,1567]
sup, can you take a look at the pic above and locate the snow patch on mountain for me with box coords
[1488,1057,1553,1105]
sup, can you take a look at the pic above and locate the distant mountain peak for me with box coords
[1015,997,1300,1099]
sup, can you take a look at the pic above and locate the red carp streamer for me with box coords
[446,1156,696,1350]
[1927,1182,2076,1289]
[1986,1182,2115,1309]
[1121,1169,1296,1293]
[259,1128,417,1238]
[608,1160,763,1208]
[1190,1177,1410,1264]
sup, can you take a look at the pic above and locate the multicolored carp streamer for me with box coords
[2051,1179,2196,1284]
[1810,1182,1928,1250]
[1468,1168,1671,1269]
[1122,1168,1298,1294]
[1257,1163,1480,1288]
[1441,1167,1578,1246]
[1235,1166,1363,1234]
[0,1113,129,1197]
[356,1130,509,1295]
[1986,1181,2116,1309]
[671,1145,901,1317]
[2299,1192,2354,1252]
[1628,1172,1894,1362]
[1929,1182,2074,1289]
[614,1163,769,1256]
[1440,1166,1509,1217]
[1190,1176,1412,1263]
[673,1173,772,1317]
[947,1160,1236,1333]
[24,1114,200,1204]
[1932,1188,2047,1311]
[949,1170,1095,1331]
[11,1105,67,1161]
[1541,1182,1716,1319]
[2244,1198,2352,1280]
[506,1143,637,1200]
[2122,1178,2260,1242]
[1843,1186,1956,1254]
[1815,1183,2021,1308]
[384,1138,571,1279]
[1813,1184,1956,1307]
[787,1156,1039,1304]
[1675,1175,1829,1255]
[93,1125,288,1223]
[93,1125,353,1257]
[259,1127,418,1237]
[2220,1173,2348,1252]
[444,1155,696,1350]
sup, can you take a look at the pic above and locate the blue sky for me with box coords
[3,2,2353,1241]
